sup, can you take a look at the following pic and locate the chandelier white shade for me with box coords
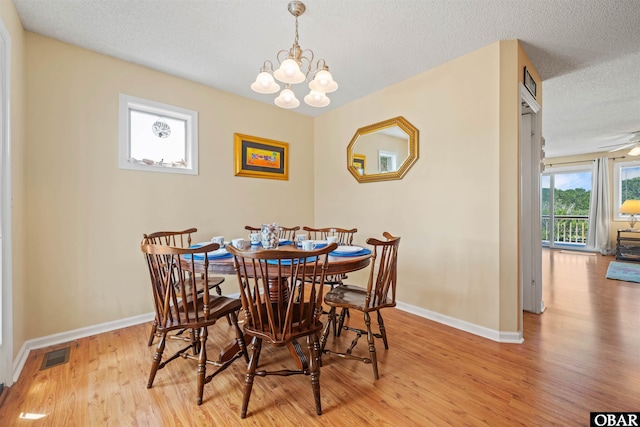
[250,70,280,94]
[274,59,306,84]
[308,69,338,93]
[304,90,330,107]
[274,86,300,109]
[251,1,338,109]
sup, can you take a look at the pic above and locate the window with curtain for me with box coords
[613,161,640,221]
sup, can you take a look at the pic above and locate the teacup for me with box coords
[296,234,307,243]
[211,236,224,246]
[327,236,339,245]
[232,238,249,249]
[249,233,261,244]
[301,240,316,251]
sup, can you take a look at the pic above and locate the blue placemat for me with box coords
[184,244,232,260]
[330,248,371,257]
[266,256,317,265]
[184,252,233,260]
[279,240,293,246]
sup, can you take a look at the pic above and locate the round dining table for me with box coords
[195,241,372,276]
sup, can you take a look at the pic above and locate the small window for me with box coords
[614,160,640,221]
[119,94,198,175]
[378,150,397,173]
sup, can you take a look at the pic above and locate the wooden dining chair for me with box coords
[319,232,400,380]
[302,226,357,246]
[245,225,300,242]
[141,242,248,405]
[142,228,226,346]
[303,226,358,335]
[227,242,338,418]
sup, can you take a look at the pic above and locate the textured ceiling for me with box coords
[12,0,640,158]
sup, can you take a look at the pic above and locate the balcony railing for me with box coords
[541,214,589,245]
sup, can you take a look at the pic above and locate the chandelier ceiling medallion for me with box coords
[250,1,338,109]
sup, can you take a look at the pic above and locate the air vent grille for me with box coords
[40,347,71,370]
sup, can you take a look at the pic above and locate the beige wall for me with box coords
[0,0,27,360]
[24,33,315,338]
[313,41,534,332]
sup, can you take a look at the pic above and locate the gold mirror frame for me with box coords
[347,116,419,183]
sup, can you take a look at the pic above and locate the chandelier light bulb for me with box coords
[309,69,338,93]
[304,90,330,107]
[283,59,298,77]
[250,71,280,94]
[274,58,305,84]
[274,87,300,109]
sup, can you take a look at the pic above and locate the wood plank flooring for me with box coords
[1,249,639,426]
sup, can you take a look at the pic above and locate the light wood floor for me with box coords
[1,249,639,426]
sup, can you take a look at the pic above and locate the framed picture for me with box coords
[234,133,289,180]
[524,67,537,99]
[352,154,366,175]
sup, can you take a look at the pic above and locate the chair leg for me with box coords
[191,328,201,355]
[241,337,262,419]
[307,334,322,415]
[196,327,208,405]
[147,319,158,346]
[147,333,166,388]
[336,308,347,337]
[377,310,389,349]
[364,312,379,380]
[230,310,249,363]
[319,307,336,355]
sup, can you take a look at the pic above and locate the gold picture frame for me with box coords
[352,154,366,175]
[234,133,289,180]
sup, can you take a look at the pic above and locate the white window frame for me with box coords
[119,94,198,175]
[613,160,640,221]
[378,150,397,173]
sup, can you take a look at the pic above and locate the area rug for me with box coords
[605,261,640,283]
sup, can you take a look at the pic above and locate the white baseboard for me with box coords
[13,312,155,383]
[395,301,524,344]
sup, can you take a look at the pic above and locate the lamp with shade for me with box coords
[619,199,640,228]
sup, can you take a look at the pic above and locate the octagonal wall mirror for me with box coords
[347,116,419,183]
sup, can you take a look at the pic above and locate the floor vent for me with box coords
[40,347,71,370]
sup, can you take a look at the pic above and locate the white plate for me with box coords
[333,245,363,254]
[279,238,289,243]
[207,248,228,257]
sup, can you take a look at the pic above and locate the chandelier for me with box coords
[250,1,338,109]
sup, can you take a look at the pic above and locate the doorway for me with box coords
[541,169,592,249]
[519,83,543,318]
